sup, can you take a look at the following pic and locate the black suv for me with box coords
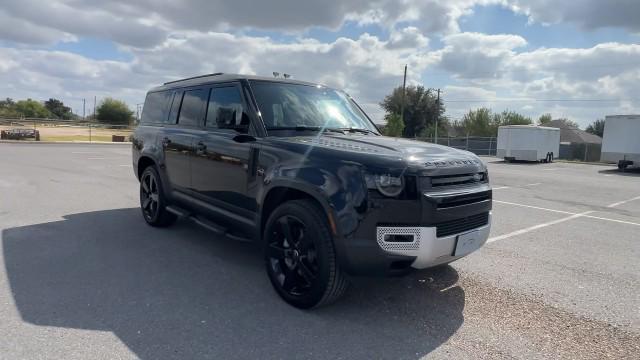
[132,73,492,308]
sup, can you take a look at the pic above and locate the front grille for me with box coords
[428,173,486,188]
[436,212,489,237]
[437,190,491,209]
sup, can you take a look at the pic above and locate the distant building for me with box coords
[547,119,602,145]
[548,119,602,161]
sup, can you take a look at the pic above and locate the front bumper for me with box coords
[376,213,491,269]
[336,183,492,276]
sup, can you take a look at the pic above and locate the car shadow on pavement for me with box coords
[3,208,465,360]
[598,168,640,177]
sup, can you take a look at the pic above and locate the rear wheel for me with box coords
[139,166,177,227]
[264,199,349,309]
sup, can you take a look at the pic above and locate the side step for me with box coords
[165,205,252,243]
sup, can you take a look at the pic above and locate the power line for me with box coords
[443,98,640,103]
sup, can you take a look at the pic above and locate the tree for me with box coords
[96,98,133,125]
[382,113,404,137]
[556,117,580,129]
[454,108,532,137]
[44,98,73,119]
[498,110,532,126]
[0,98,19,117]
[380,85,443,138]
[585,119,605,137]
[14,99,52,118]
[456,107,494,137]
[538,113,552,125]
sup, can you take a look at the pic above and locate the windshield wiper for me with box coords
[265,126,345,134]
[337,127,378,135]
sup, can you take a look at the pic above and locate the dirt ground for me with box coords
[0,124,133,142]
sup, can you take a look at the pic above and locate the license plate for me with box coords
[454,230,481,256]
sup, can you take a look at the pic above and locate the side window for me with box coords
[140,91,172,124]
[177,88,208,127]
[167,91,182,125]
[206,86,248,131]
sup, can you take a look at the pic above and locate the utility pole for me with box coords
[82,98,86,121]
[90,96,96,143]
[400,64,407,131]
[435,88,440,144]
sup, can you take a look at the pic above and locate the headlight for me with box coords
[364,173,404,197]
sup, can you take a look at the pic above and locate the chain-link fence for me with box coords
[0,117,132,142]
[418,135,603,162]
[559,143,602,162]
[417,136,498,156]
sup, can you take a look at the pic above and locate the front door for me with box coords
[191,83,256,216]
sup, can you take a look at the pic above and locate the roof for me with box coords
[149,73,322,92]
[499,125,559,131]
[547,119,602,144]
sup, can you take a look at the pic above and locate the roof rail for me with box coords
[163,73,224,85]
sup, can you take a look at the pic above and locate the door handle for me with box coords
[232,134,256,143]
[162,137,171,147]
[195,141,207,154]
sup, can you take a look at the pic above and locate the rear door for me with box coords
[191,82,256,216]
[163,88,208,192]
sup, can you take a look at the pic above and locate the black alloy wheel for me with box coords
[139,166,176,227]
[264,200,348,309]
[267,215,318,297]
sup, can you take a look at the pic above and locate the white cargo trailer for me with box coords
[496,125,560,162]
[601,115,640,170]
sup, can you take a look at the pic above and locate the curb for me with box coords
[0,140,132,145]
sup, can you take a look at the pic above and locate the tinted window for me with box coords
[177,89,208,127]
[141,91,173,124]
[206,86,247,130]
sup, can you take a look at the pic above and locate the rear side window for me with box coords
[140,91,173,124]
[206,86,247,130]
[178,89,208,127]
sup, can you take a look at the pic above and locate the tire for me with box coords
[139,166,177,227]
[264,199,349,309]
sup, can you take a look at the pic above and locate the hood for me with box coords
[277,134,485,173]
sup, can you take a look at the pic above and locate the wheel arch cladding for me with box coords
[261,186,335,238]
[137,156,156,179]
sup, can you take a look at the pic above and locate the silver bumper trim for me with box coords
[376,212,492,269]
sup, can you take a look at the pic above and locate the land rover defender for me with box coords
[132,73,492,308]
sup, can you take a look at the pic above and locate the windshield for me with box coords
[250,81,378,133]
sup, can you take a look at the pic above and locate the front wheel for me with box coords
[139,166,177,227]
[264,199,349,309]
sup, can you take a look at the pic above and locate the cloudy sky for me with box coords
[1,0,639,127]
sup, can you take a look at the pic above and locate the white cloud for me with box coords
[0,1,639,127]
[0,30,437,121]
[437,39,640,126]
[505,0,640,31]
[437,33,527,79]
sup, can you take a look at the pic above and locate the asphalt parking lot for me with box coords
[1,142,639,359]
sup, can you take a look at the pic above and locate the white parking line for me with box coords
[494,200,575,215]
[492,186,510,190]
[87,157,106,160]
[525,183,542,187]
[118,164,131,167]
[495,200,640,227]
[607,195,640,208]
[542,168,560,171]
[71,151,96,154]
[488,211,593,243]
